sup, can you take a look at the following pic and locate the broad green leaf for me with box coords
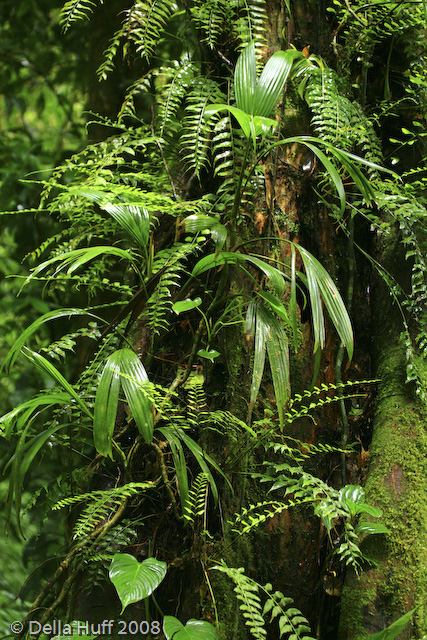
[109,554,167,614]
[94,357,121,458]
[181,214,227,251]
[254,49,304,117]
[245,302,290,425]
[172,298,202,314]
[2,308,102,375]
[197,349,220,361]
[339,484,364,506]
[355,522,390,536]
[205,104,252,138]
[235,40,257,115]
[163,616,217,640]
[192,252,285,296]
[366,607,417,640]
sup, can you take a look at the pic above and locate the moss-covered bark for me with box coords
[339,235,427,639]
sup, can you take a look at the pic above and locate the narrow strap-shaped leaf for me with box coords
[192,252,285,296]
[93,358,121,458]
[22,348,93,418]
[290,244,298,353]
[119,351,153,443]
[22,246,132,289]
[245,301,267,415]
[298,247,353,360]
[3,308,102,375]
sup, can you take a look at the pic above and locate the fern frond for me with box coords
[191,0,228,49]
[215,563,266,639]
[299,64,382,166]
[231,500,291,535]
[214,562,316,640]
[232,0,267,53]
[53,482,153,539]
[118,75,152,121]
[60,0,101,32]
[98,0,176,79]
[183,473,209,523]
[181,78,226,178]
[156,60,198,137]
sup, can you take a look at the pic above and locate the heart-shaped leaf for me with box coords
[109,553,167,613]
[163,616,217,640]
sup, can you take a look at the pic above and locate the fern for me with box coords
[181,77,226,179]
[98,0,176,79]
[232,0,267,54]
[183,473,209,523]
[54,482,154,539]
[297,62,383,166]
[60,0,101,32]
[191,0,228,49]
[214,561,315,640]
[155,60,198,137]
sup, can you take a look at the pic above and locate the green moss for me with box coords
[339,323,427,639]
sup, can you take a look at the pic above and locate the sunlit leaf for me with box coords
[197,349,220,361]
[109,554,167,614]
[69,187,151,249]
[366,607,417,640]
[163,616,217,640]
[172,298,202,314]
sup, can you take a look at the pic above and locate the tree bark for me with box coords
[338,233,427,639]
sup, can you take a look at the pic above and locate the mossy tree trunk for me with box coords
[338,234,427,640]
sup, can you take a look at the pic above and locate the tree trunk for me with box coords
[338,232,427,639]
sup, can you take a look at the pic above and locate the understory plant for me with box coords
[2,0,426,638]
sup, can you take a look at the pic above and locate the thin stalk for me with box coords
[230,138,252,246]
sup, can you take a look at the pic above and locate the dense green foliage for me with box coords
[1,0,427,638]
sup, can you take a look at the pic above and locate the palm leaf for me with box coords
[22,348,93,418]
[245,302,290,425]
[94,349,153,456]
[5,422,64,535]
[68,187,151,249]
[298,246,353,359]
[192,252,285,296]
[3,308,102,375]
[22,246,132,288]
